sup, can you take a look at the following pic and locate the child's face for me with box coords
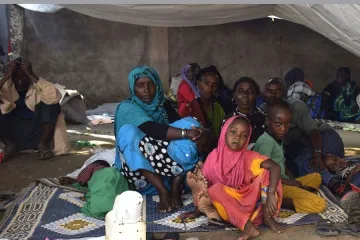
[225,118,250,151]
[266,108,292,140]
[323,155,348,173]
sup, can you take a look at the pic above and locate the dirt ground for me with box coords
[0,123,359,240]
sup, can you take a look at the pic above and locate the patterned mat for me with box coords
[145,185,348,232]
[0,181,348,239]
[0,182,105,240]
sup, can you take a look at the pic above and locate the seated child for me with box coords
[254,100,326,213]
[323,154,360,211]
[185,116,285,240]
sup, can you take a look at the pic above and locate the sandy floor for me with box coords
[0,123,359,240]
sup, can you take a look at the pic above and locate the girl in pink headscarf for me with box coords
[186,116,284,240]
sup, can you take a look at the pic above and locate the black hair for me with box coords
[189,62,201,69]
[199,65,224,86]
[233,77,260,95]
[266,99,292,120]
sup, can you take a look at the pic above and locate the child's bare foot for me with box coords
[197,190,221,220]
[170,175,184,209]
[238,221,260,240]
[263,212,284,234]
[194,161,204,179]
[187,171,199,202]
[59,177,78,186]
[158,191,173,213]
[196,172,208,194]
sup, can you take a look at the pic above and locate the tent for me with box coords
[18,4,360,58]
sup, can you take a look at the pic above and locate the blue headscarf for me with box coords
[127,65,168,123]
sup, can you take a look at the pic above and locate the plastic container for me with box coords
[76,141,96,147]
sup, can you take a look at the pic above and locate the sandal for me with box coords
[38,150,55,160]
[316,219,340,236]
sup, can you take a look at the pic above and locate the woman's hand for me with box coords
[190,127,209,143]
[189,127,211,153]
[310,154,326,172]
[265,193,277,217]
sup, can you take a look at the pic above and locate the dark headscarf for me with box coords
[284,67,305,89]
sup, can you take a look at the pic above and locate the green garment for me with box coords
[254,132,289,179]
[206,101,225,137]
[81,167,129,219]
[334,81,360,122]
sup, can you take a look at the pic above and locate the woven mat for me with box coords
[0,181,348,239]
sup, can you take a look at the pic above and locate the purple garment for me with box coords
[181,64,200,98]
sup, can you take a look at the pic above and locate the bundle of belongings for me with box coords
[54,83,88,124]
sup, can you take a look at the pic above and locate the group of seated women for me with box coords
[113,64,359,240]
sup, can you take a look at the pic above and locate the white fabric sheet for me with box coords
[18,4,360,57]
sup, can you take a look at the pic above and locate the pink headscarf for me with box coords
[202,115,258,188]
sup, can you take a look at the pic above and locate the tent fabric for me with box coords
[18,4,63,13]
[17,4,360,57]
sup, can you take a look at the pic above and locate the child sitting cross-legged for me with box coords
[254,100,326,213]
[184,116,285,240]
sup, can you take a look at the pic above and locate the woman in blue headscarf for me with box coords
[114,66,210,213]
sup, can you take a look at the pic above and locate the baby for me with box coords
[323,154,360,211]
[323,154,360,194]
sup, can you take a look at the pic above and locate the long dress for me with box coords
[202,116,282,230]
[114,66,202,195]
